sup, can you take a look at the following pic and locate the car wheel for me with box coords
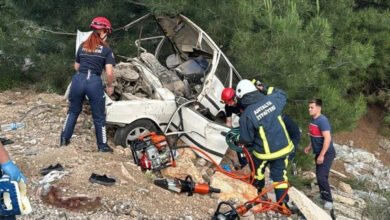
[114,119,158,148]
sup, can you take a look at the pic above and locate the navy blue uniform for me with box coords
[239,115,300,167]
[238,87,293,204]
[282,115,301,160]
[61,45,115,150]
[225,104,241,117]
[309,114,335,202]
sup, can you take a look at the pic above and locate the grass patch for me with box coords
[343,177,374,191]
[361,190,390,220]
[344,177,390,219]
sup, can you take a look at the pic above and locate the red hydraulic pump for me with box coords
[130,132,176,171]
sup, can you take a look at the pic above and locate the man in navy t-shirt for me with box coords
[305,99,336,212]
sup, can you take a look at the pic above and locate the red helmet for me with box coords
[90,17,112,34]
[221,88,236,105]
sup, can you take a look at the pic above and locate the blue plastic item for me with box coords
[222,164,231,172]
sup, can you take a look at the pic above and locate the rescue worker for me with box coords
[305,99,336,212]
[256,81,301,173]
[221,88,246,167]
[222,84,300,175]
[0,142,26,220]
[235,79,293,207]
[221,87,241,128]
[60,17,115,152]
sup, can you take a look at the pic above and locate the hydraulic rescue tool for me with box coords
[130,132,176,171]
[154,175,221,196]
[211,201,258,220]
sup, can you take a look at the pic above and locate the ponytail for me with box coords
[83,32,109,53]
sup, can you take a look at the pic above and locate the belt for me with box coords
[79,70,99,79]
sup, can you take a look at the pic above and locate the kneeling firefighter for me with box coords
[235,79,293,206]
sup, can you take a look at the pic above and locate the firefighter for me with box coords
[221,88,246,167]
[222,83,300,174]
[60,17,115,152]
[235,79,293,207]
[253,80,301,174]
[221,87,241,128]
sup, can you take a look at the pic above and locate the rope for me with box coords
[185,145,291,216]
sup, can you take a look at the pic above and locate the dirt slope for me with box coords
[333,105,390,166]
[0,90,217,219]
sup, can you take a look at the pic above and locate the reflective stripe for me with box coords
[283,156,289,182]
[278,115,291,143]
[62,114,69,132]
[253,142,294,160]
[102,126,107,143]
[274,181,288,189]
[255,160,267,180]
[267,87,274,95]
[259,126,270,154]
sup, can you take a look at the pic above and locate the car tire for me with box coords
[114,119,158,148]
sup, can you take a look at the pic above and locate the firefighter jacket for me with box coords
[238,87,294,160]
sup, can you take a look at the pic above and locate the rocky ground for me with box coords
[0,90,389,220]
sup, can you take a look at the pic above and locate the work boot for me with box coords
[60,137,70,146]
[98,145,113,153]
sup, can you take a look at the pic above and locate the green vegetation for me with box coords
[343,177,390,219]
[1,0,389,131]
[343,177,375,191]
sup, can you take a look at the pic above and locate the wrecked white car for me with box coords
[87,14,242,164]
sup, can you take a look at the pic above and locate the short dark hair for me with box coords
[309,99,322,107]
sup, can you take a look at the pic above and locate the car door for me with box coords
[168,104,230,164]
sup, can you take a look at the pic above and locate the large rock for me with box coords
[210,172,258,205]
[334,143,390,191]
[160,156,203,183]
[333,193,365,208]
[338,182,354,195]
[176,148,197,162]
[333,202,368,220]
[288,187,332,220]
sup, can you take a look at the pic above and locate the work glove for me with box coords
[225,128,244,152]
[1,159,27,183]
[226,130,240,144]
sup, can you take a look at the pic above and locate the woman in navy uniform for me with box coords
[61,17,115,152]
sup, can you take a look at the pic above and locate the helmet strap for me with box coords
[100,33,107,41]
[93,30,107,41]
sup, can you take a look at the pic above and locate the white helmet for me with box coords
[236,79,257,99]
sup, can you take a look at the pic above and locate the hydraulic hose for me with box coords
[184,145,291,216]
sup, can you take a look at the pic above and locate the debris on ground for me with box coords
[88,173,116,186]
[37,170,69,186]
